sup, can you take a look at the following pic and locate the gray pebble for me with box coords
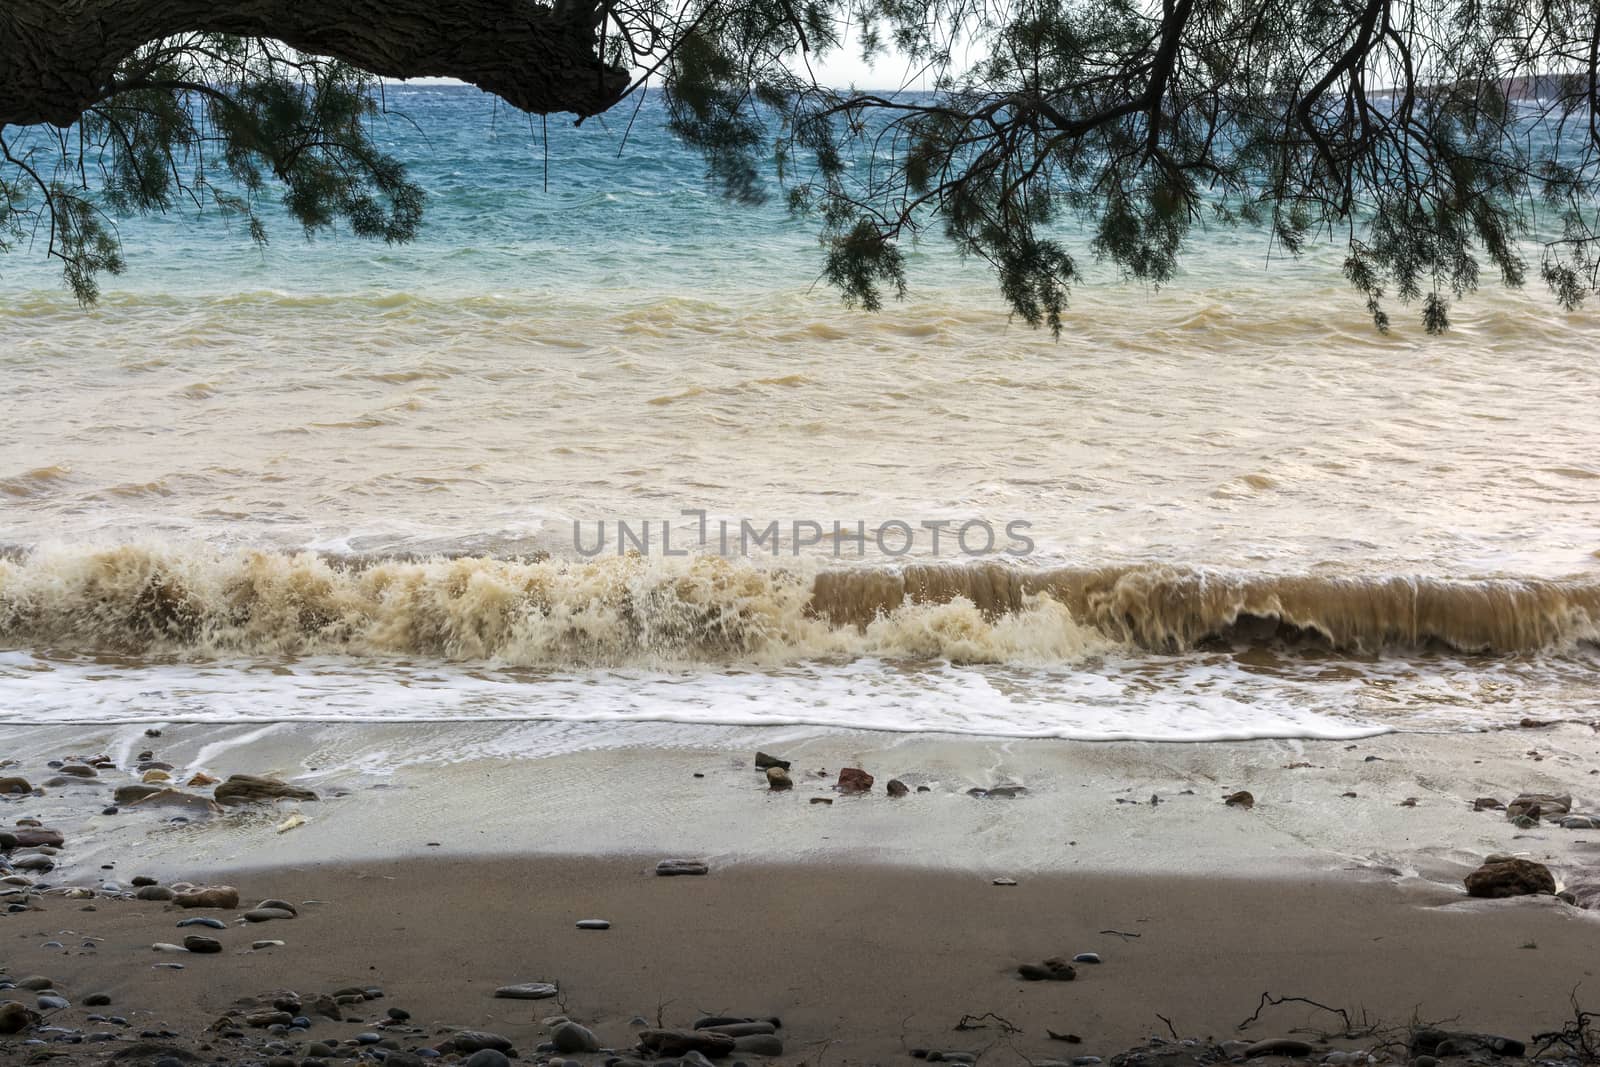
[576,919,611,929]
[493,982,558,1000]
[554,1022,601,1053]
[178,917,227,929]
[38,995,69,1010]
[464,1053,511,1067]
[1072,952,1102,964]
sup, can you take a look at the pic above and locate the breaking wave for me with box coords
[1,545,1596,666]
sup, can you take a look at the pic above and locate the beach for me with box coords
[5,719,1600,1063]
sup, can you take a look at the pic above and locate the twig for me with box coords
[1157,1014,1180,1041]
[1238,993,1353,1034]
[955,1012,1020,1034]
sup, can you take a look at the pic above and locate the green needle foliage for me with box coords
[4,0,1600,334]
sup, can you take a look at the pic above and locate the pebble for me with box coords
[151,943,189,953]
[553,1022,601,1053]
[655,859,709,876]
[37,995,69,1010]
[992,877,1018,886]
[754,751,791,770]
[252,940,285,950]
[183,935,222,953]
[576,919,611,929]
[493,982,559,1000]
[810,797,833,805]
[1072,952,1102,964]
[464,1053,512,1067]
[356,1032,383,1044]
[886,778,910,797]
[177,916,226,929]
[766,767,793,791]
[243,907,296,922]
[84,994,110,1006]
[732,1034,783,1056]
[388,1007,411,1021]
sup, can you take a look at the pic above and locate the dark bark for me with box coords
[0,0,629,129]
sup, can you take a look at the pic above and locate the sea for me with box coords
[3,84,1599,743]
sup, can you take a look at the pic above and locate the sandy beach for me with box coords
[5,722,1600,1065]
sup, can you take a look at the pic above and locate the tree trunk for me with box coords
[0,0,629,129]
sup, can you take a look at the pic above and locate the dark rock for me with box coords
[177,916,225,928]
[1560,814,1600,829]
[131,876,158,887]
[1018,958,1076,981]
[85,994,111,1007]
[732,1035,783,1056]
[58,764,97,778]
[387,1007,411,1021]
[837,768,874,794]
[137,885,176,901]
[16,977,55,991]
[656,859,709,876]
[1412,1030,1525,1058]
[553,1022,601,1053]
[243,907,297,922]
[182,935,222,953]
[1072,952,1101,964]
[464,1052,512,1067]
[1472,797,1504,811]
[1224,791,1255,809]
[754,752,790,771]
[13,828,64,848]
[1243,1039,1315,1058]
[247,1011,295,1028]
[214,775,318,804]
[0,778,33,795]
[810,797,833,805]
[1464,858,1556,898]
[886,779,909,798]
[702,1023,776,1037]
[439,1031,515,1055]
[0,1000,40,1033]
[493,983,559,1000]
[257,898,298,915]
[37,994,70,1010]
[985,786,1028,798]
[175,886,239,909]
[1506,793,1572,821]
[576,919,611,929]
[309,994,341,1021]
[765,767,793,791]
[638,1029,737,1058]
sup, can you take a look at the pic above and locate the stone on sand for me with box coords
[765,767,793,791]
[656,859,709,876]
[494,983,559,1000]
[1464,858,1556,898]
[553,1022,601,1053]
[175,886,240,909]
[754,752,790,771]
[837,767,874,793]
[638,1029,738,1057]
[213,774,318,804]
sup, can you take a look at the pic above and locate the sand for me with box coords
[4,858,1599,1064]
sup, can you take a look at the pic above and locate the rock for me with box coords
[142,769,171,783]
[886,779,910,797]
[439,1031,515,1055]
[1560,815,1600,829]
[309,994,341,1020]
[85,993,111,1006]
[257,898,299,914]
[177,916,226,928]
[837,768,874,794]
[37,994,69,1010]
[0,778,34,795]
[754,752,790,771]
[0,1000,39,1033]
[732,1035,783,1056]
[1506,793,1572,820]
[1224,790,1255,809]
[213,775,318,804]
[702,1023,777,1037]
[576,919,610,929]
[638,1029,738,1058]
[993,877,1018,886]
[175,886,239,909]
[15,977,54,990]
[247,1011,295,1028]
[126,788,221,814]
[182,935,222,953]
[1472,797,1504,811]
[810,797,833,805]
[151,942,189,953]
[114,784,165,804]
[1411,1030,1525,1058]
[131,875,158,887]
[243,908,297,922]
[1018,958,1077,981]
[59,764,97,778]
[464,1052,512,1067]
[1464,858,1556,898]
[12,828,63,848]
[553,1022,601,1053]
[1072,952,1102,964]
[493,983,559,1000]
[656,859,709,876]
[765,767,792,791]
[252,940,285,950]
[14,855,54,871]
[388,1007,411,1021]
[1244,1039,1315,1058]
[137,886,176,901]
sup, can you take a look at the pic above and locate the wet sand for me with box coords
[4,858,1600,1064]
